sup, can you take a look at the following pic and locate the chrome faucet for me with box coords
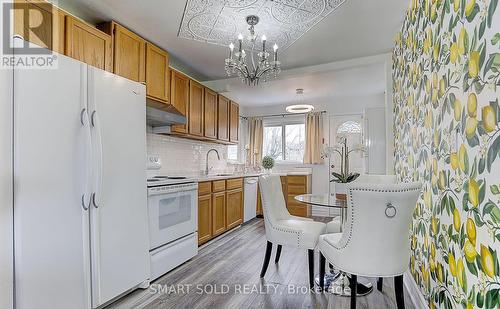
[205,149,220,176]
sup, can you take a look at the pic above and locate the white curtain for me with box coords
[303,112,324,164]
[247,117,263,166]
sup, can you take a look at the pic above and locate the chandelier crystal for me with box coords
[225,15,281,86]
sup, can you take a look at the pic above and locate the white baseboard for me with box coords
[404,270,427,309]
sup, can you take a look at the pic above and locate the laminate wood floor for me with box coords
[107,218,415,309]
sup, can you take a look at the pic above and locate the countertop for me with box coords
[196,171,312,182]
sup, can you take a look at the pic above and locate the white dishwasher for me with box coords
[243,177,259,222]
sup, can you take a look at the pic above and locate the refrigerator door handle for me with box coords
[81,108,92,211]
[90,110,97,127]
[91,110,103,209]
[81,195,89,211]
[91,192,99,208]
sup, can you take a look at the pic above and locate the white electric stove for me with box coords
[146,156,198,280]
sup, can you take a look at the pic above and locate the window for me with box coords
[263,126,283,160]
[263,122,305,162]
[337,121,362,134]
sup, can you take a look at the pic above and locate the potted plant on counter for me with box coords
[261,155,275,174]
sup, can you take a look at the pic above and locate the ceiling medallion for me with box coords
[178,0,348,51]
[286,89,315,113]
[225,15,281,86]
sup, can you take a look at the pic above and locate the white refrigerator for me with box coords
[13,40,150,309]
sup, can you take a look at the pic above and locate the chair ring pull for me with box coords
[385,202,397,218]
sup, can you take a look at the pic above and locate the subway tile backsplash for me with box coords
[146,133,230,175]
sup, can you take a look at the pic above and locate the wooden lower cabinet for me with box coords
[198,194,212,245]
[211,191,226,237]
[226,188,243,229]
[255,175,310,218]
[286,175,310,217]
[198,178,244,245]
[256,185,263,216]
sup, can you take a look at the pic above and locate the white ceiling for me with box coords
[178,0,347,50]
[205,55,389,107]
[56,0,407,81]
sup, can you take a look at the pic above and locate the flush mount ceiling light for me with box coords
[224,15,280,86]
[285,89,315,113]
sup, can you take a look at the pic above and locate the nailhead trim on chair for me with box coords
[324,186,421,251]
[263,201,303,247]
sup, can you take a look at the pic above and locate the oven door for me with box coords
[147,183,198,250]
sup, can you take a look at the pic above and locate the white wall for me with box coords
[241,93,386,197]
[146,133,233,175]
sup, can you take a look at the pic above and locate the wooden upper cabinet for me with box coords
[13,0,65,54]
[170,70,190,134]
[145,43,169,103]
[217,95,230,142]
[229,101,239,143]
[188,81,204,137]
[204,88,218,140]
[170,70,190,116]
[65,15,112,71]
[98,22,145,83]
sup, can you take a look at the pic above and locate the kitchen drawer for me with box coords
[212,180,226,192]
[150,233,198,280]
[198,182,212,196]
[287,184,307,195]
[287,175,307,186]
[226,178,243,190]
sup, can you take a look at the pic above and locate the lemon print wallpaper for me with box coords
[393,0,500,308]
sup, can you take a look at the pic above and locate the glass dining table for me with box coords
[294,193,373,296]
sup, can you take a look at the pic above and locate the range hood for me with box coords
[146,102,186,134]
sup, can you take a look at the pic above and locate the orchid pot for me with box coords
[327,136,364,200]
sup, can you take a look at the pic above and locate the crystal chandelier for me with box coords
[225,15,281,86]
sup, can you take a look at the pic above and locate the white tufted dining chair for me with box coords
[326,174,398,233]
[318,181,421,309]
[258,175,326,288]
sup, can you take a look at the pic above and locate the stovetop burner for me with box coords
[146,175,195,187]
